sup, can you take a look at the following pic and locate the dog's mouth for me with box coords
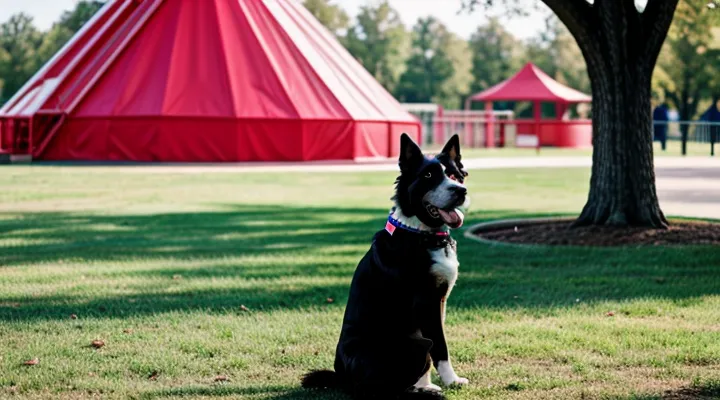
[424,202,464,229]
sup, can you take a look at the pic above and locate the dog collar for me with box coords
[385,213,450,237]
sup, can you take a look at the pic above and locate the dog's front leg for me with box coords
[421,294,469,387]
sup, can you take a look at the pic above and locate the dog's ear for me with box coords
[441,134,461,162]
[440,134,468,178]
[399,133,424,172]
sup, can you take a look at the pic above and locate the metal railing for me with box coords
[408,108,719,156]
[654,120,719,156]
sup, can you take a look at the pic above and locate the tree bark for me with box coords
[542,0,679,228]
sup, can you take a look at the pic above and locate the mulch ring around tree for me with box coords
[469,218,720,247]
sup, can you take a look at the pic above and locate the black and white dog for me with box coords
[302,134,470,400]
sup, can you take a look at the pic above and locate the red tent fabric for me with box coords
[468,63,591,103]
[0,0,419,162]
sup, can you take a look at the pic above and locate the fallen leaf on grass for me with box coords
[23,358,39,366]
[148,371,159,381]
[123,329,133,334]
[91,340,105,349]
[606,311,615,317]
[214,375,229,382]
[239,305,250,312]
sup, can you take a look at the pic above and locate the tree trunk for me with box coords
[575,62,668,228]
[541,0,679,228]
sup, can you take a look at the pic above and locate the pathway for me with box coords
[99,156,720,220]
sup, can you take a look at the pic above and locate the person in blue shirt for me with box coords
[652,102,669,151]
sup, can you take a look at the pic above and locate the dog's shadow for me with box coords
[141,384,347,399]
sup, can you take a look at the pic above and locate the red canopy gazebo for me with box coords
[466,63,592,148]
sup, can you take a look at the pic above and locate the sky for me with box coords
[0,0,650,41]
[0,0,556,41]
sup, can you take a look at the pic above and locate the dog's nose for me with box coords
[453,186,467,197]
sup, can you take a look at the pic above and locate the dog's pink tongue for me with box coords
[438,209,463,228]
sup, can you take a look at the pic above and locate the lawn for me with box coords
[1,166,719,400]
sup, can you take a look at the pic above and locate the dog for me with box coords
[302,134,470,400]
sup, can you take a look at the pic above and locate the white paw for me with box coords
[447,376,469,386]
[437,361,468,387]
[418,383,443,392]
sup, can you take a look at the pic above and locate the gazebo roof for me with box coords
[469,63,591,103]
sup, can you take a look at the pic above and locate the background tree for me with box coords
[655,0,720,154]
[0,1,104,106]
[303,0,349,39]
[467,0,682,228]
[468,17,523,94]
[0,14,43,105]
[0,47,10,101]
[396,17,471,109]
[344,1,410,93]
[37,1,105,62]
[524,15,590,94]
[440,31,473,109]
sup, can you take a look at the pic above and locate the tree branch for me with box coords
[664,89,680,110]
[641,0,680,73]
[540,0,603,75]
[689,88,701,119]
[623,0,644,63]
[540,0,596,44]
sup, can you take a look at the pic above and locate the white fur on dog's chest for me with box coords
[429,245,459,287]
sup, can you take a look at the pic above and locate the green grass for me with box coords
[1,166,719,400]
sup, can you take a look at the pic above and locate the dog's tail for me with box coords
[301,369,338,389]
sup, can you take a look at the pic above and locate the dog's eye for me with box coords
[424,172,432,179]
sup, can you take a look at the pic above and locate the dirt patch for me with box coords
[473,219,720,247]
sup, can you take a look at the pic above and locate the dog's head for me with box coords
[393,133,470,229]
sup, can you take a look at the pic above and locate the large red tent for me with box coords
[0,0,420,162]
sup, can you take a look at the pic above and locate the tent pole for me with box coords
[485,102,494,148]
[534,101,541,153]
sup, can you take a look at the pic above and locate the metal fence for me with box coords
[406,106,719,156]
[657,121,720,143]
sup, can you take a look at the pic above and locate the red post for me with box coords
[464,98,474,148]
[555,102,567,121]
[534,101,542,153]
[8,119,15,152]
[485,102,495,148]
[434,105,444,145]
[29,116,34,156]
[465,111,473,147]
